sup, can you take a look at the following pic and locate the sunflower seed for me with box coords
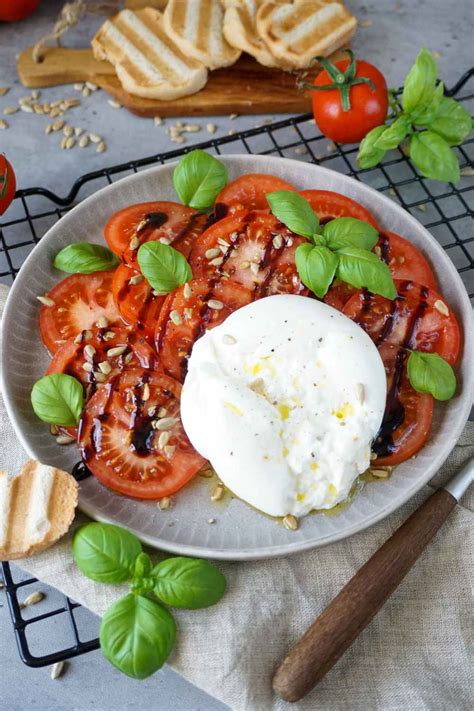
[74,82,84,91]
[210,257,224,266]
[21,104,34,113]
[33,103,44,114]
[97,315,108,328]
[206,122,217,134]
[294,146,307,155]
[154,116,163,126]
[158,496,172,510]
[211,483,225,501]
[158,431,170,449]
[434,299,449,316]
[3,106,18,115]
[183,283,192,299]
[103,330,115,341]
[45,123,52,134]
[205,248,220,260]
[84,344,96,360]
[124,352,133,364]
[184,307,193,319]
[155,417,178,431]
[63,125,73,137]
[129,274,144,286]
[108,99,122,108]
[222,334,236,345]
[370,468,390,479]
[250,262,260,276]
[50,424,59,435]
[50,107,61,118]
[272,234,283,249]
[107,345,127,357]
[78,134,89,148]
[74,126,84,136]
[129,236,140,250]
[207,518,216,524]
[56,434,76,445]
[460,167,474,177]
[82,87,91,97]
[0,119,7,129]
[170,310,182,325]
[20,591,45,608]
[52,119,65,131]
[93,371,107,383]
[158,407,168,417]
[50,661,67,679]
[228,129,235,136]
[159,236,171,245]
[171,135,185,144]
[217,237,230,247]
[73,333,83,345]
[96,141,106,153]
[60,137,67,149]
[98,361,112,374]
[283,514,298,531]
[208,299,223,310]
[82,361,93,372]
[184,123,200,132]
[86,81,98,91]
[142,383,150,401]
[37,295,55,307]
[164,445,176,459]
[83,330,93,341]
[89,132,102,143]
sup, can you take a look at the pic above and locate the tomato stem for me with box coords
[310,50,376,112]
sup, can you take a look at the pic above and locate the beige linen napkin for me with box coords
[1,283,473,710]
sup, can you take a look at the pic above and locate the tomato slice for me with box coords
[155,278,253,381]
[372,343,434,466]
[39,272,122,355]
[112,263,165,339]
[190,211,307,297]
[300,189,380,228]
[376,231,437,290]
[323,280,358,311]
[104,201,208,264]
[215,174,297,214]
[343,280,460,365]
[78,368,205,499]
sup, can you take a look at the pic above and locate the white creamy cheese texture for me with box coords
[181,295,386,517]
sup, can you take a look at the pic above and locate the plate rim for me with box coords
[1,155,472,560]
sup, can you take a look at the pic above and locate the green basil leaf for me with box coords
[31,373,84,426]
[357,125,387,169]
[137,242,192,293]
[402,48,438,114]
[295,243,338,299]
[267,190,319,239]
[425,97,473,145]
[172,149,227,210]
[133,552,152,579]
[373,116,411,150]
[322,217,379,251]
[411,81,444,124]
[409,131,460,183]
[407,351,456,401]
[100,594,176,679]
[53,243,120,274]
[152,557,226,609]
[336,246,397,299]
[72,522,142,583]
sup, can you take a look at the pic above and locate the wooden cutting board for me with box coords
[17,47,348,117]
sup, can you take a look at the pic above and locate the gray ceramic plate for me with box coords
[1,156,472,560]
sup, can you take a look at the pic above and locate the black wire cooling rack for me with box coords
[1,72,473,669]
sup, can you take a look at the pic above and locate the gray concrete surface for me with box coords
[0,1,472,709]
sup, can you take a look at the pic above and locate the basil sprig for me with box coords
[72,522,227,680]
[54,243,119,274]
[407,351,456,401]
[357,48,472,183]
[173,149,228,210]
[267,190,395,299]
[31,373,84,426]
[137,242,192,293]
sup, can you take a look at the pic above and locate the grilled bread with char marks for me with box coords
[92,8,208,100]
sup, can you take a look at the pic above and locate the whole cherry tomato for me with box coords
[0,0,40,22]
[0,154,16,215]
[311,50,388,144]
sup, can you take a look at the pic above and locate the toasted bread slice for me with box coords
[92,8,208,100]
[223,0,289,69]
[163,0,241,70]
[256,0,357,69]
[0,460,78,561]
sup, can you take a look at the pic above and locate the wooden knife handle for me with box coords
[273,488,457,703]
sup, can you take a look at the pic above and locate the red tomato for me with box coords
[343,280,460,365]
[323,280,357,311]
[0,154,16,215]
[300,189,380,228]
[215,174,296,213]
[39,272,122,355]
[312,58,388,144]
[190,211,307,297]
[0,0,39,21]
[377,231,437,290]
[372,343,434,466]
[112,263,165,339]
[78,368,205,499]
[155,278,253,381]
[104,202,207,264]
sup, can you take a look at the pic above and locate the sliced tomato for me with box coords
[190,211,307,297]
[376,231,437,290]
[372,343,434,465]
[78,368,205,499]
[323,280,357,311]
[112,263,165,339]
[215,174,297,215]
[39,272,122,355]
[104,201,208,264]
[47,327,157,391]
[300,189,380,228]
[343,281,460,365]
[155,278,253,381]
